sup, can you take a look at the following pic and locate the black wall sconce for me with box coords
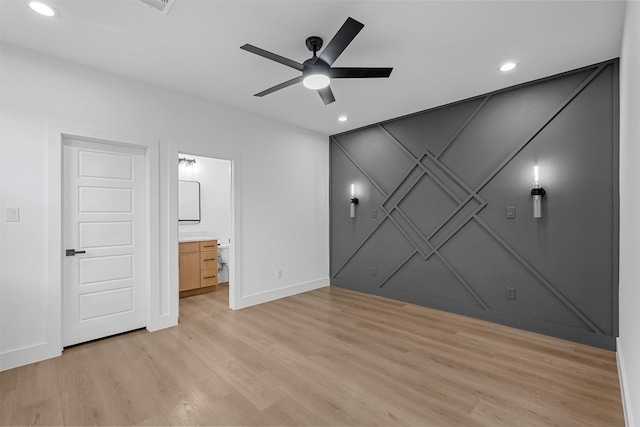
[350,184,359,218]
[531,165,545,218]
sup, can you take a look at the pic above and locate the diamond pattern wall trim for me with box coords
[330,61,618,349]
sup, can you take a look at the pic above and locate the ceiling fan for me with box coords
[240,17,393,105]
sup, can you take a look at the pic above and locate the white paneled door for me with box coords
[63,138,147,347]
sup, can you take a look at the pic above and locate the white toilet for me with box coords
[217,243,229,283]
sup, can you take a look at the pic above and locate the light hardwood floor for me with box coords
[0,285,624,426]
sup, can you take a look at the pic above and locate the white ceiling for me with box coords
[0,0,626,136]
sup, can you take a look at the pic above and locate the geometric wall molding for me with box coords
[330,60,619,349]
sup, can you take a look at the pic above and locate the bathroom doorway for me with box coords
[177,153,232,305]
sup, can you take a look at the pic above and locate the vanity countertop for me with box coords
[179,236,218,243]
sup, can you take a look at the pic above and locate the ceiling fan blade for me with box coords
[318,17,364,66]
[254,76,303,97]
[240,44,304,71]
[329,67,393,78]
[317,86,336,105]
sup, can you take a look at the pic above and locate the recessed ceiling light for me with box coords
[338,115,348,122]
[29,1,58,17]
[500,62,517,72]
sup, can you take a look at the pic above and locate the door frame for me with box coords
[174,151,238,310]
[47,123,160,354]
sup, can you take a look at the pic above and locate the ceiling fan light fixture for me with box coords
[302,73,330,90]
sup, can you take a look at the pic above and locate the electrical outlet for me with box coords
[370,266,377,277]
[506,287,516,300]
[506,206,516,219]
[277,269,283,279]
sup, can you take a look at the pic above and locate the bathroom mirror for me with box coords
[178,180,201,222]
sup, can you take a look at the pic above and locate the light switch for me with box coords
[5,207,20,222]
[371,208,377,218]
[506,206,516,219]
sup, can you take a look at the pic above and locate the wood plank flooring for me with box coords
[0,285,624,426]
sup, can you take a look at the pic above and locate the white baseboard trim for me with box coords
[617,337,635,427]
[0,279,329,371]
[0,342,61,372]
[147,314,178,332]
[0,316,175,372]
[235,277,329,310]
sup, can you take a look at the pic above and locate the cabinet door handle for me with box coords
[203,245,216,248]
[203,258,215,261]
[203,275,216,279]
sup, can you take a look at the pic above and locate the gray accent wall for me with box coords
[330,60,619,350]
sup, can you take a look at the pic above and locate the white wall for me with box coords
[178,154,231,243]
[0,44,329,371]
[618,1,640,425]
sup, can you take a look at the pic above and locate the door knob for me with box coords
[66,249,86,256]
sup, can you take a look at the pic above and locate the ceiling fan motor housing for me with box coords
[303,57,329,74]
[303,37,328,76]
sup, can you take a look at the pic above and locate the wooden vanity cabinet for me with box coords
[179,239,218,297]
